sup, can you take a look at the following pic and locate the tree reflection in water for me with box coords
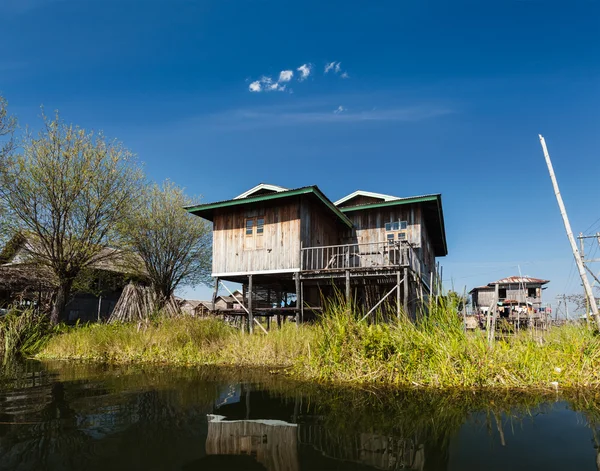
[0,361,599,471]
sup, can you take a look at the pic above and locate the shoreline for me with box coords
[33,311,600,392]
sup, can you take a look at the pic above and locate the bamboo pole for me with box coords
[539,135,600,329]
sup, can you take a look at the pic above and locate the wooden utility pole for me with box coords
[539,135,600,329]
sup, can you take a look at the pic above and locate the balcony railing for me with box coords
[301,241,415,272]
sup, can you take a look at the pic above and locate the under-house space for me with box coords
[186,184,447,330]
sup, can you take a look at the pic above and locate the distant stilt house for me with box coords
[0,234,144,323]
[186,184,447,323]
[470,276,550,318]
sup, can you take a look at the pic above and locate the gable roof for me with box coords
[491,276,549,285]
[334,190,400,206]
[469,276,550,293]
[186,185,353,228]
[234,183,289,200]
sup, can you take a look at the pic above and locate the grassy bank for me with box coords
[37,303,600,390]
[0,309,54,362]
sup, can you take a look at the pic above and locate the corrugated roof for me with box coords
[490,276,550,285]
[234,183,289,200]
[334,190,401,206]
[186,185,353,228]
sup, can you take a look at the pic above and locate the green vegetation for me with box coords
[36,299,600,390]
[38,316,313,367]
[0,309,56,361]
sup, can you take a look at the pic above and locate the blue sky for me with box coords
[1,0,599,312]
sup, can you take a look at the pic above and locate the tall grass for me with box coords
[38,299,600,390]
[0,308,54,361]
[300,298,600,389]
[39,316,314,367]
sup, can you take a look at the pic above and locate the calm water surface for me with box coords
[0,361,599,470]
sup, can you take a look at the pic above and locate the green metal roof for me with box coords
[339,194,448,256]
[186,185,354,228]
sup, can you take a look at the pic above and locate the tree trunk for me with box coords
[50,280,73,325]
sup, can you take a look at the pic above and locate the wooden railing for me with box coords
[301,241,412,272]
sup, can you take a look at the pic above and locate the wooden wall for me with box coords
[345,206,422,247]
[212,199,301,275]
[299,197,343,249]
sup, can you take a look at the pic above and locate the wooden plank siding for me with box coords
[300,198,343,250]
[344,206,422,248]
[212,198,301,275]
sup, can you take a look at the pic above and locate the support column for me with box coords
[300,281,305,323]
[211,277,220,312]
[345,270,351,305]
[396,271,401,319]
[403,267,409,318]
[248,275,254,334]
[295,273,301,326]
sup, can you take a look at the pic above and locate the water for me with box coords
[0,361,599,471]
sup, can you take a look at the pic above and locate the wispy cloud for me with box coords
[325,61,348,78]
[248,75,287,93]
[249,61,346,92]
[211,103,454,129]
[297,64,312,81]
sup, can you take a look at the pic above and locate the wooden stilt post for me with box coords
[345,270,351,305]
[403,267,409,318]
[295,273,301,326]
[396,271,402,319]
[248,275,254,334]
[211,277,220,312]
[300,280,305,323]
[539,135,600,329]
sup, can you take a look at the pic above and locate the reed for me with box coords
[38,299,600,390]
[0,308,54,361]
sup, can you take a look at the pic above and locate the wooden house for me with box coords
[186,184,447,326]
[470,276,549,314]
[0,234,143,323]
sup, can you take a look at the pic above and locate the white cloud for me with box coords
[333,105,346,114]
[324,61,348,78]
[297,63,312,81]
[249,75,287,93]
[324,61,337,74]
[278,70,293,82]
[249,81,262,92]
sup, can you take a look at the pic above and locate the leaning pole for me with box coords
[538,134,600,329]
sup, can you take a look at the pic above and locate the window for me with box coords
[385,220,407,231]
[387,234,395,246]
[528,287,537,298]
[244,216,265,250]
[397,232,406,241]
[245,219,254,236]
[498,288,507,299]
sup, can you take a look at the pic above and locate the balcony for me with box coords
[300,241,421,274]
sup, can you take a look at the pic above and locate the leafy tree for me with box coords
[0,95,17,247]
[121,181,212,310]
[0,111,144,324]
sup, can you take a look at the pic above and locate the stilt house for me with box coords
[186,184,447,324]
[470,276,549,314]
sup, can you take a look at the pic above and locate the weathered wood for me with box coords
[211,277,220,312]
[396,271,401,319]
[403,267,409,317]
[345,270,351,304]
[248,275,254,334]
[294,272,300,326]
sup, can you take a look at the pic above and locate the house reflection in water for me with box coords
[205,386,425,471]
